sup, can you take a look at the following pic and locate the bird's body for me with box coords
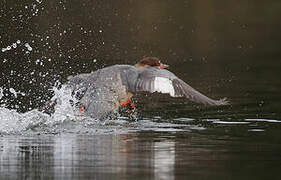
[65,57,228,119]
[67,65,136,119]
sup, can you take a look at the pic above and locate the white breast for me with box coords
[153,77,175,97]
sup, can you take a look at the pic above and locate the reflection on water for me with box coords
[154,141,175,180]
[0,134,175,179]
[1,129,281,180]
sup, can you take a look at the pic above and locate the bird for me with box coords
[65,57,229,119]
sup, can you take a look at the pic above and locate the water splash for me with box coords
[0,88,3,99]
[49,84,79,123]
[0,83,80,134]
[0,82,131,135]
[0,108,48,134]
[1,40,21,53]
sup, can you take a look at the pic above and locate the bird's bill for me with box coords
[159,63,169,69]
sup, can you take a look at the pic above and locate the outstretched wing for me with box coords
[133,67,228,106]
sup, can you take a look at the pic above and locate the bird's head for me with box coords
[136,57,169,69]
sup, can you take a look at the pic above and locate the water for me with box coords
[1,124,281,179]
[1,0,281,179]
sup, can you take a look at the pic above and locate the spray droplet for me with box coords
[25,43,33,51]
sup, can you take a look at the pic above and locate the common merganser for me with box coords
[67,57,229,119]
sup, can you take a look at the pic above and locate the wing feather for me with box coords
[132,67,228,106]
[172,79,228,106]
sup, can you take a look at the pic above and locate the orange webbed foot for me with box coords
[121,99,136,113]
[78,104,86,115]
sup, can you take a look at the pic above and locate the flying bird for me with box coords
[66,57,229,119]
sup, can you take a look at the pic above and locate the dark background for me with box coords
[1,0,281,119]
